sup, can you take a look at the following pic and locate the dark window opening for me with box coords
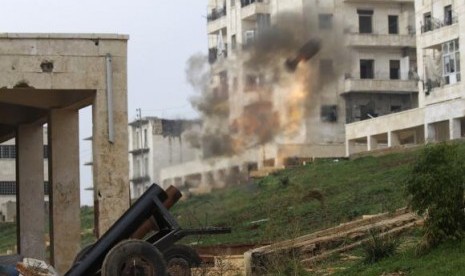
[388,15,399,34]
[423,12,432,32]
[444,5,453,25]
[231,34,237,50]
[358,10,373,34]
[390,60,400,80]
[319,14,333,30]
[360,59,374,79]
[321,105,338,122]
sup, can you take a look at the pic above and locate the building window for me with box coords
[231,34,237,50]
[319,14,333,30]
[360,59,374,79]
[443,39,461,85]
[321,105,338,122]
[231,0,235,7]
[143,129,148,148]
[423,12,432,32]
[0,182,15,195]
[388,15,398,34]
[358,10,373,34]
[0,145,16,159]
[390,60,400,80]
[444,5,453,25]
[243,30,255,48]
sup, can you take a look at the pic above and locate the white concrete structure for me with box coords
[0,129,48,223]
[0,33,130,274]
[346,0,465,155]
[161,0,418,192]
[128,117,201,198]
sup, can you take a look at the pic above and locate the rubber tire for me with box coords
[163,244,202,276]
[101,239,167,276]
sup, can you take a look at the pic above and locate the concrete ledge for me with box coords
[0,33,129,40]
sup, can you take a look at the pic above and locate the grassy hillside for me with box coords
[171,148,423,245]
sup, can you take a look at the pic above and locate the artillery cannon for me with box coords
[66,183,230,276]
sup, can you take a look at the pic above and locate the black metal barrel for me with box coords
[65,184,168,276]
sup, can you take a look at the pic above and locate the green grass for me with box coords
[0,223,16,253]
[171,149,422,245]
[327,229,465,276]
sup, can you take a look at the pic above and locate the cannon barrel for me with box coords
[130,185,182,239]
[65,184,168,276]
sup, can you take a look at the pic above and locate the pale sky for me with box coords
[0,1,207,205]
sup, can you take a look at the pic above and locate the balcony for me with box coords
[207,8,227,34]
[241,0,270,21]
[343,74,418,94]
[421,15,458,34]
[346,33,416,48]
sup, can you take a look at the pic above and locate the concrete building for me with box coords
[0,33,130,274]
[0,129,49,222]
[161,0,417,192]
[346,0,465,155]
[128,117,201,198]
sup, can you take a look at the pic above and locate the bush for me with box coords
[405,143,465,249]
[363,230,399,263]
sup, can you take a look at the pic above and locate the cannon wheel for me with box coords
[73,243,94,264]
[163,244,202,276]
[101,240,166,276]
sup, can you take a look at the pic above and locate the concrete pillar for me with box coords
[92,87,130,236]
[345,140,355,157]
[388,131,400,147]
[425,123,436,143]
[450,118,461,140]
[367,135,378,151]
[48,109,80,274]
[16,124,45,260]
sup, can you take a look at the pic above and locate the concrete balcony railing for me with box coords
[207,16,227,34]
[241,0,270,20]
[419,23,459,48]
[346,33,416,48]
[343,78,418,94]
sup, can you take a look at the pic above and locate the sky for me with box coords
[0,0,207,205]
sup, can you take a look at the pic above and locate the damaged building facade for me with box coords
[346,0,465,154]
[128,117,201,198]
[160,0,417,193]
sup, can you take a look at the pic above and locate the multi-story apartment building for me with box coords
[160,0,418,193]
[128,117,201,198]
[346,0,464,154]
[0,129,49,222]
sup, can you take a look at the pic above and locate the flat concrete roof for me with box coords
[0,33,129,40]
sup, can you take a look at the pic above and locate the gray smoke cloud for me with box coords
[185,10,351,158]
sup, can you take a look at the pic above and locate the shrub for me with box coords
[405,143,465,249]
[363,230,399,263]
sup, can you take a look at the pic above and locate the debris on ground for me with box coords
[16,258,57,276]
